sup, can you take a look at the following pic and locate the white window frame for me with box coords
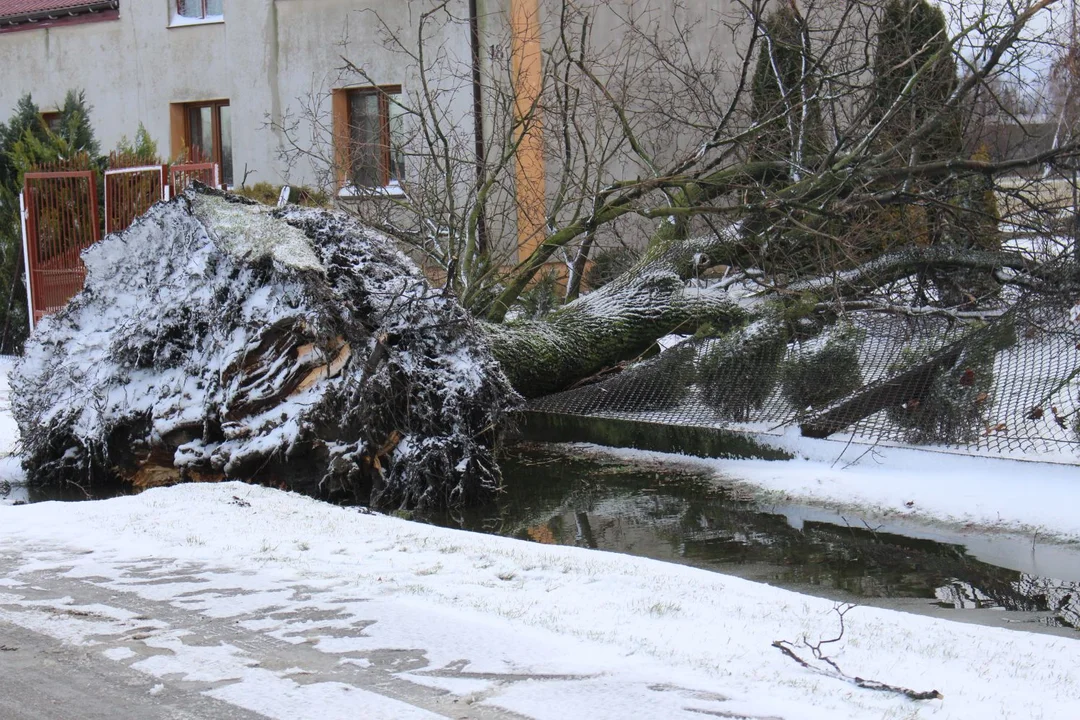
[169,0,223,27]
[337,180,407,199]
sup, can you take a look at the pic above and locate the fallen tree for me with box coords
[13,0,1080,510]
[14,186,1069,510]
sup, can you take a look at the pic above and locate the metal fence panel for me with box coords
[22,170,100,327]
[105,164,167,234]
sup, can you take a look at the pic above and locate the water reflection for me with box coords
[936,576,1080,629]
[11,441,1080,632]
[424,443,1080,633]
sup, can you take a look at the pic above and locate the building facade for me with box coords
[0,0,475,190]
[0,0,750,263]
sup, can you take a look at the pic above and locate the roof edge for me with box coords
[0,1,118,27]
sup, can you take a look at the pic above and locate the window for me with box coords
[333,86,404,191]
[171,100,233,186]
[40,112,62,133]
[176,0,223,20]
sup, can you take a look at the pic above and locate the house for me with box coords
[0,0,752,266]
[0,0,475,194]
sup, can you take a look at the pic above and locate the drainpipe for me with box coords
[469,0,488,255]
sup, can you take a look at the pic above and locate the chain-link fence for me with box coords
[530,296,1080,460]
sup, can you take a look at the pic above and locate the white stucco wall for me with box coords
[0,0,764,260]
[0,0,474,189]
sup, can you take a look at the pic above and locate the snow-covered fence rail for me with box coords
[104,164,167,234]
[21,168,100,328]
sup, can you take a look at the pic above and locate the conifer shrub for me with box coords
[516,268,562,319]
[112,124,160,166]
[233,182,330,208]
[697,323,788,421]
[781,324,864,412]
[584,246,639,291]
[582,341,697,413]
[0,90,101,352]
[743,4,826,243]
[887,319,1015,444]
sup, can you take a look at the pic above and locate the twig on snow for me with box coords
[772,603,943,702]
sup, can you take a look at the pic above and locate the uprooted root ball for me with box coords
[12,187,519,511]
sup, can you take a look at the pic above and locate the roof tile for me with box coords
[0,1,106,20]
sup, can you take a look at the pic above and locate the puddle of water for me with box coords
[1,480,105,506]
[422,443,1080,637]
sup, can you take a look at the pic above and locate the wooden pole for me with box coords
[511,0,547,263]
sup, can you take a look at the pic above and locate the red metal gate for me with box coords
[22,169,100,325]
[169,162,220,195]
[104,164,167,234]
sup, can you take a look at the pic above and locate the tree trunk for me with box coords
[10,186,1059,510]
[483,233,748,397]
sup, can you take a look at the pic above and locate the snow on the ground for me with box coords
[3,481,1080,720]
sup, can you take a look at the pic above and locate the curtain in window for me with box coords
[178,0,203,18]
[178,0,223,19]
[349,93,382,187]
[389,101,404,183]
[219,105,232,185]
[188,106,214,163]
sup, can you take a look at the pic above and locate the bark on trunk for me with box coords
[484,233,749,397]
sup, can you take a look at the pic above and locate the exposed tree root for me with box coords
[13,187,517,511]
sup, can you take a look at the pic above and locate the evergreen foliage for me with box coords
[743,4,829,256]
[870,0,960,160]
[780,324,864,411]
[887,320,1015,445]
[516,268,562,320]
[584,246,639,291]
[749,4,826,167]
[55,90,100,157]
[0,95,50,354]
[697,323,788,421]
[113,123,160,165]
[947,144,1002,251]
[862,0,1003,262]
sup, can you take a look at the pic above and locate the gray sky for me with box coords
[937,0,1067,111]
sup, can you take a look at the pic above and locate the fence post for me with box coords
[104,165,111,235]
[18,192,33,333]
